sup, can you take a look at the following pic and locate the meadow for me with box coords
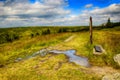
[0,26,120,80]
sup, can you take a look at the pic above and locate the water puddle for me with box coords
[15,49,90,67]
[49,50,90,67]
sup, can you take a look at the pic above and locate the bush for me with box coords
[36,32,39,36]
[46,29,50,34]
[58,29,62,33]
[31,33,34,38]
[58,28,67,33]
[0,32,20,44]
[41,29,51,35]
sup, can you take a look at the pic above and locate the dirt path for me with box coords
[64,35,75,42]
[47,35,120,78]
[89,66,120,77]
[47,35,76,50]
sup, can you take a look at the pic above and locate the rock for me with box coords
[102,73,120,80]
[93,45,106,55]
[113,54,120,66]
[94,46,102,52]
[39,49,48,57]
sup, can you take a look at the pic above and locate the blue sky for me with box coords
[0,0,120,27]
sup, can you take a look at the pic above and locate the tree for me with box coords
[106,18,113,28]
[46,29,50,34]
[58,29,62,33]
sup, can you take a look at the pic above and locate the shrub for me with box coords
[46,29,50,34]
[58,29,62,33]
[31,33,34,38]
[41,29,51,35]
[36,32,39,36]
[0,32,20,44]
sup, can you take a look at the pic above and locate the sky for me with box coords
[0,0,120,27]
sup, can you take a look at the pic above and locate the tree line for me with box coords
[101,18,120,28]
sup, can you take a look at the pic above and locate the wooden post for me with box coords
[90,16,93,44]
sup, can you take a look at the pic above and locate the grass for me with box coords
[93,30,120,68]
[0,26,120,80]
[56,28,120,68]
[0,54,100,80]
[0,33,72,65]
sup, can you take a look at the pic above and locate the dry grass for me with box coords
[0,54,100,80]
[0,27,120,80]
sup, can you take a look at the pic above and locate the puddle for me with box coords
[49,50,90,67]
[15,49,90,67]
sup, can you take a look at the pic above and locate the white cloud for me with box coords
[0,0,120,27]
[0,0,70,17]
[0,0,71,27]
[90,4,120,14]
[64,3,120,26]
[85,4,93,8]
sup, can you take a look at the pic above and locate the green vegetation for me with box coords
[0,26,120,80]
[0,27,89,44]
[101,18,120,28]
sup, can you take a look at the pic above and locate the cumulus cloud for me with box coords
[0,0,71,27]
[85,4,93,8]
[89,4,120,23]
[64,3,120,26]
[0,0,120,27]
[90,4,120,14]
[0,0,70,17]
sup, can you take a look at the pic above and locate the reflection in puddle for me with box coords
[49,50,90,67]
[15,49,90,67]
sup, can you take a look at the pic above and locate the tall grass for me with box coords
[93,31,120,68]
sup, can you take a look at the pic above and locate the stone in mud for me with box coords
[39,49,48,57]
[113,54,120,66]
[102,73,120,80]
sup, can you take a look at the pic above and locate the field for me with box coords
[0,26,120,80]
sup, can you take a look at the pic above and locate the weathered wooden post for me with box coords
[90,16,93,44]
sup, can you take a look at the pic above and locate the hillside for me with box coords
[0,26,120,80]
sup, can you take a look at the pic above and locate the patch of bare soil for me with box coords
[85,66,120,77]
[64,35,75,42]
